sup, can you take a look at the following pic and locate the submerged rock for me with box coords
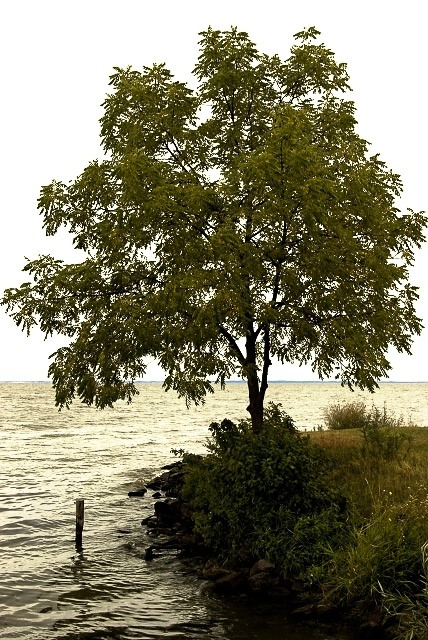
[128,487,147,497]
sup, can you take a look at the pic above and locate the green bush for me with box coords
[361,406,413,462]
[182,403,350,574]
[179,402,428,634]
[323,400,367,430]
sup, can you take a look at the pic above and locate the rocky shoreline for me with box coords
[129,462,389,640]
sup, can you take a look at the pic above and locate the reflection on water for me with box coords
[1,381,427,639]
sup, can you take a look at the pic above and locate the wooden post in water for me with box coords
[75,499,84,548]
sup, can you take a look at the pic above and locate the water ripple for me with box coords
[2,382,421,639]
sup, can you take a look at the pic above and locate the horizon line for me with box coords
[1,379,427,384]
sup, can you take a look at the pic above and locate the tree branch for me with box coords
[217,323,246,365]
[260,324,271,395]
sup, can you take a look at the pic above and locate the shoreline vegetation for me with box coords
[135,402,428,640]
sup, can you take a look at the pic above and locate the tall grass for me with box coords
[311,413,428,638]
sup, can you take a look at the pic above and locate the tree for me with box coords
[2,27,426,431]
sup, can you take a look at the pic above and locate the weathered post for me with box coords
[75,499,84,548]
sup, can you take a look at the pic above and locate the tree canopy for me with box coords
[2,26,426,431]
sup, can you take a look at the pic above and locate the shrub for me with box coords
[182,403,350,574]
[323,400,367,430]
[361,422,413,462]
[324,400,415,431]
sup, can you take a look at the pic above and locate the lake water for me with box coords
[1,381,427,639]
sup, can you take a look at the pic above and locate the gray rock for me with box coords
[202,558,230,580]
[249,559,276,576]
[291,604,316,617]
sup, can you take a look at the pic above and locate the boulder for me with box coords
[145,467,188,496]
[315,603,337,618]
[177,501,195,527]
[291,604,316,617]
[154,498,182,525]
[248,571,278,593]
[128,487,147,497]
[146,471,171,490]
[291,578,305,593]
[163,471,188,496]
[161,462,182,470]
[247,559,278,593]
[214,571,248,594]
[249,559,276,577]
[144,547,154,561]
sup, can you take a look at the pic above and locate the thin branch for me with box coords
[217,323,246,365]
[260,325,271,395]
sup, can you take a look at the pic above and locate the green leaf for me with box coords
[2,26,426,429]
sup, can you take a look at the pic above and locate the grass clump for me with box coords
[323,399,367,430]
[324,493,428,602]
[322,490,428,639]
[324,400,414,431]
[360,405,414,462]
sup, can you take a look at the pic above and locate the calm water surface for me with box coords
[1,381,427,639]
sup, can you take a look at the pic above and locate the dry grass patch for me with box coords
[310,427,361,450]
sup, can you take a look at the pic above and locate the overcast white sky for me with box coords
[0,0,426,382]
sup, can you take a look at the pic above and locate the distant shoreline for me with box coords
[1,379,427,384]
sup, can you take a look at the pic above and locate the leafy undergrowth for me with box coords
[181,403,428,639]
[182,404,350,574]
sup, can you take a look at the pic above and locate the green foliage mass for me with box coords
[2,26,426,429]
[324,399,368,430]
[182,409,428,635]
[181,403,350,575]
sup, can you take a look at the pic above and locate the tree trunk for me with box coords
[247,373,264,433]
[246,327,271,433]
